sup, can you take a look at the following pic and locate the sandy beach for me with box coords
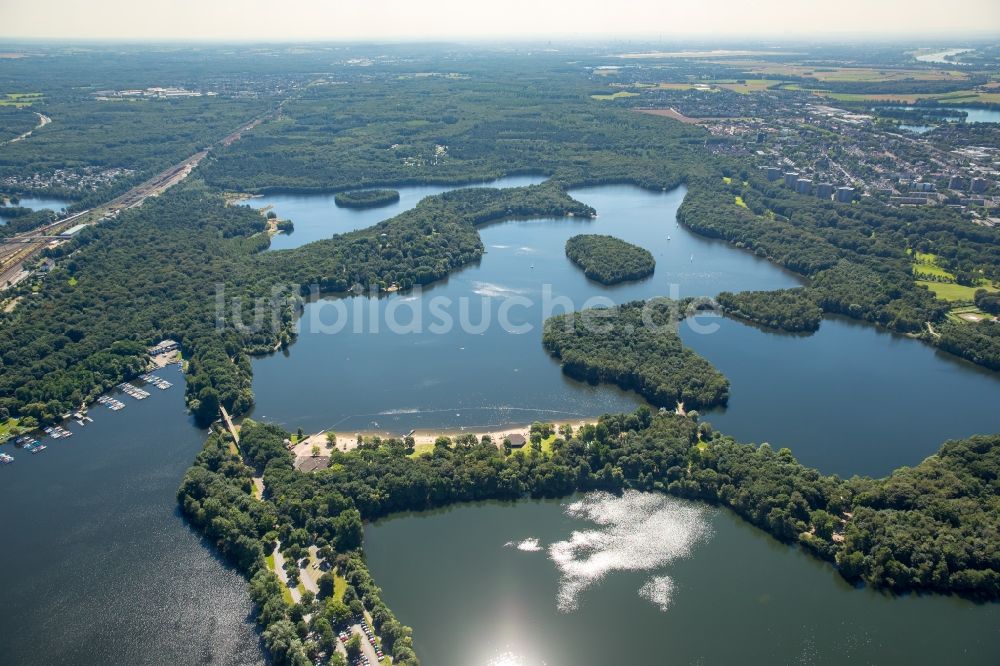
[289,417,600,459]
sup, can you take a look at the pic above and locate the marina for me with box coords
[118,382,150,400]
[1,372,174,466]
[140,373,173,389]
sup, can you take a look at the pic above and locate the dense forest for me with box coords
[975,289,1000,316]
[200,76,709,194]
[564,234,655,284]
[715,288,823,332]
[542,299,730,409]
[177,407,1000,665]
[0,183,266,426]
[0,106,39,143]
[936,320,1000,370]
[333,189,400,208]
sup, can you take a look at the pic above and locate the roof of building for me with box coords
[60,223,89,237]
[507,433,527,447]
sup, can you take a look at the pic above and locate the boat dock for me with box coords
[1,370,175,465]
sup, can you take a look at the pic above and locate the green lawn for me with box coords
[334,571,347,601]
[539,434,559,455]
[0,418,23,442]
[917,280,983,302]
[408,442,435,458]
[913,263,954,280]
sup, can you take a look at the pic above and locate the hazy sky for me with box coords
[1,0,998,40]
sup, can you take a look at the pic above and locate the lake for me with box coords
[249,183,803,433]
[246,176,546,250]
[879,105,1000,125]
[914,48,972,64]
[0,365,263,666]
[365,492,1000,666]
[0,196,72,224]
[681,313,1000,477]
[251,183,1000,478]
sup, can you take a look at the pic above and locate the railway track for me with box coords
[0,103,283,291]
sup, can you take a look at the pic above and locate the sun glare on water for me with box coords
[509,490,714,613]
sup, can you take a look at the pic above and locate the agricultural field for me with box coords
[650,79,779,94]
[590,90,639,100]
[0,92,42,107]
[717,79,782,93]
[715,61,970,82]
[821,89,1000,104]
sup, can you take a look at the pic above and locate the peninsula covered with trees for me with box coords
[178,406,1000,666]
[565,234,655,284]
[542,299,730,409]
[333,189,400,208]
[715,287,823,332]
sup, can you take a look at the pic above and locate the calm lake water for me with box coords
[880,105,1000,125]
[366,493,1000,666]
[681,313,1000,477]
[0,366,263,666]
[0,196,72,224]
[250,183,803,432]
[248,176,546,250]
[251,183,1000,478]
[942,106,1000,124]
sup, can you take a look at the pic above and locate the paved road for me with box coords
[271,542,302,603]
[349,619,383,665]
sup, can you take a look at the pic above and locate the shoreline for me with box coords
[287,403,689,462]
[289,417,602,460]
